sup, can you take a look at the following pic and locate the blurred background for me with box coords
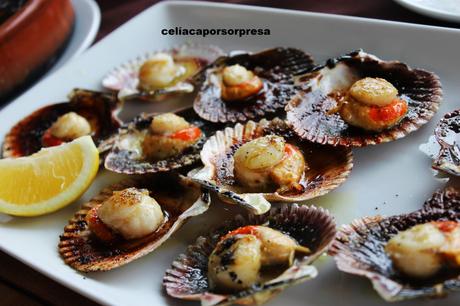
[96,0,460,40]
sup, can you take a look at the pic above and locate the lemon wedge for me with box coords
[0,136,99,216]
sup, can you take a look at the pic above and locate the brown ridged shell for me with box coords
[329,187,460,302]
[103,107,223,174]
[2,89,122,158]
[432,109,460,175]
[190,118,353,214]
[59,174,210,272]
[286,50,442,147]
[193,47,314,123]
[163,204,336,306]
[102,43,224,101]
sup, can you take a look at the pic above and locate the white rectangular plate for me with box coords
[1,1,460,305]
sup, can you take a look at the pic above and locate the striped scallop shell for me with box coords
[329,187,460,302]
[286,50,443,147]
[102,43,224,101]
[190,118,353,214]
[103,107,223,175]
[2,89,122,158]
[163,204,336,306]
[59,174,210,272]
[193,47,314,123]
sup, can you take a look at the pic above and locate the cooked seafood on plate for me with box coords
[59,173,210,272]
[3,36,453,306]
[286,50,442,147]
[423,109,460,176]
[190,118,352,214]
[102,43,224,101]
[103,107,222,174]
[330,187,460,301]
[2,89,122,158]
[193,47,314,123]
[164,204,336,306]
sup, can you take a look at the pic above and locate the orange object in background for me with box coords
[0,0,74,102]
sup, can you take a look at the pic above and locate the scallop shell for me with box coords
[103,107,223,174]
[190,118,353,214]
[286,50,443,147]
[193,47,314,123]
[163,204,336,306]
[59,173,210,272]
[431,109,460,175]
[329,187,460,302]
[2,89,122,158]
[102,43,224,101]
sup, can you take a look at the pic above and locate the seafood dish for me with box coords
[1,36,455,306]
[193,47,314,123]
[286,50,442,147]
[59,173,210,271]
[164,204,336,306]
[103,107,222,174]
[2,89,122,158]
[191,117,352,214]
[102,43,224,101]
[330,187,460,301]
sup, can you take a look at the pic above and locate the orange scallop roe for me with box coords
[168,126,202,141]
[368,98,408,123]
[276,143,300,165]
[283,143,297,158]
[221,76,263,101]
[221,225,260,241]
[86,206,117,243]
[433,220,460,233]
[42,129,64,147]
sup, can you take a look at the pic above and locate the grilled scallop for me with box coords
[210,225,311,277]
[339,77,408,132]
[287,50,442,147]
[190,118,352,214]
[164,204,336,306]
[385,222,447,279]
[233,135,306,194]
[207,225,311,293]
[220,64,264,102]
[330,187,460,302]
[193,47,314,123]
[87,188,165,241]
[102,43,224,101]
[141,113,202,161]
[2,89,122,158]
[103,108,222,174]
[138,53,187,92]
[208,233,263,292]
[48,112,92,141]
[59,174,210,272]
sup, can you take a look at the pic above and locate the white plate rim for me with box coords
[394,0,460,23]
